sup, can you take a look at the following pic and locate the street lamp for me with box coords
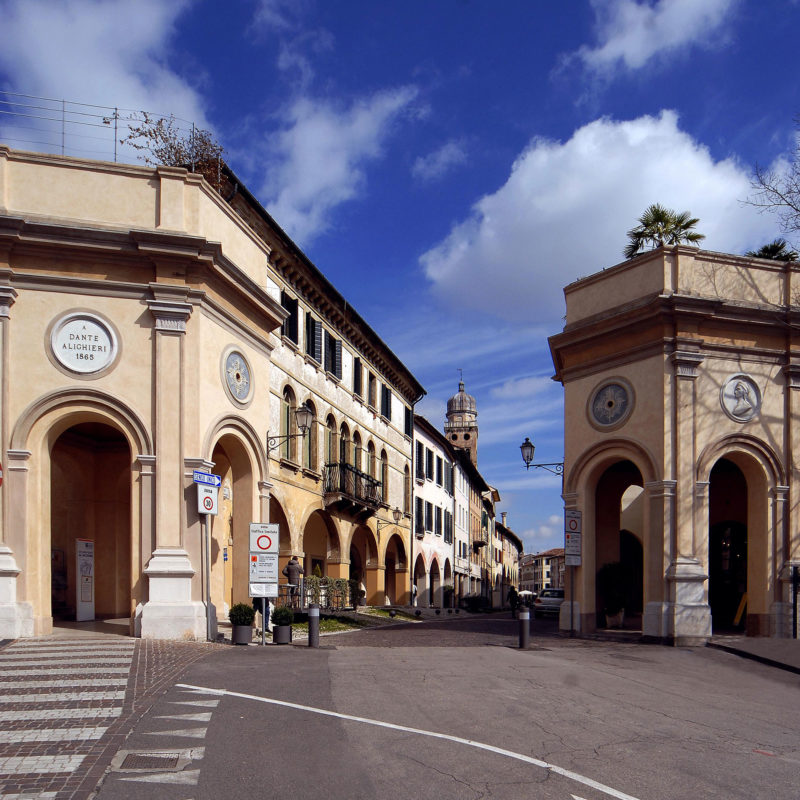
[519,437,564,475]
[267,403,313,453]
[376,506,403,537]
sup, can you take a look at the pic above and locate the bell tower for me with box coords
[445,377,478,465]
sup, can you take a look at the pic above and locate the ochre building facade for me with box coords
[550,245,800,642]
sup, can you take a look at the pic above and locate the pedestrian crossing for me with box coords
[0,637,135,790]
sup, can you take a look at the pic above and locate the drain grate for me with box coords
[120,753,180,770]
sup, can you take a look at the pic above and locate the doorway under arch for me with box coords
[384,533,407,605]
[594,459,644,630]
[708,458,748,633]
[50,422,131,623]
[210,434,256,612]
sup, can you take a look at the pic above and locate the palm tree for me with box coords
[624,203,705,259]
[745,238,798,261]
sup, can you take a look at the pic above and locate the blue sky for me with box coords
[1,0,798,553]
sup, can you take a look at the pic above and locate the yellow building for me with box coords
[550,245,800,642]
[0,146,421,639]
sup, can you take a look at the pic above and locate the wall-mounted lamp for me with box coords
[267,403,313,453]
[519,437,564,475]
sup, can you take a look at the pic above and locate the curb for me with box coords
[706,641,800,676]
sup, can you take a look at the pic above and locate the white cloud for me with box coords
[420,110,775,326]
[577,0,738,73]
[0,0,206,123]
[261,87,417,245]
[412,139,467,181]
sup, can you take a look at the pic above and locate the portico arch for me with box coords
[565,438,660,636]
[10,388,151,635]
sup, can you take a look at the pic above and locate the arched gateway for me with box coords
[551,245,798,642]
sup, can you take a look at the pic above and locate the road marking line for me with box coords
[155,712,212,723]
[143,728,207,740]
[177,683,642,800]
[118,769,200,785]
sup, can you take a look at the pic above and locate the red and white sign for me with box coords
[197,484,218,516]
[249,523,279,554]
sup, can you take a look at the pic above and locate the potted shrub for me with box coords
[271,605,294,645]
[229,602,255,645]
[597,561,628,628]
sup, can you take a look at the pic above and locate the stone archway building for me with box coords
[550,245,799,643]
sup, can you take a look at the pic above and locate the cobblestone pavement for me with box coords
[0,636,218,800]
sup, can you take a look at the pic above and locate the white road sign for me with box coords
[565,510,582,566]
[197,484,218,515]
[249,523,279,554]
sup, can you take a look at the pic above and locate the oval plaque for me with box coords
[51,313,117,374]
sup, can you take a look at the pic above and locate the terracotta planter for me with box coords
[273,624,292,645]
[232,624,253,645]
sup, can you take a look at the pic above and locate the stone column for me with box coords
[667,350,711,645]
[0,279,32,638]
[139,288,206,640]
[642,480,676,639]
[781,362,800,637]
[770,485,790,636]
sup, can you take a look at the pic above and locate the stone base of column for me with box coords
[558,601,581,633]
[0,546,34,638]
[666,557,712,646]
[139,548,207,640]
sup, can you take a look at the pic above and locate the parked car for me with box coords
[533,588,564,618]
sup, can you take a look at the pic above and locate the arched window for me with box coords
[353,432,362,472]
[326,415,337,465]
[303,400,317,470]
[339,423,350,464]
[380,449,389,503]
[281,387,296,461]
[367,441,376,478]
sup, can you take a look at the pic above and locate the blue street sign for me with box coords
[193,470,221,487]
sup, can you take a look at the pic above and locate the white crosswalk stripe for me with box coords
[0,637,135,777]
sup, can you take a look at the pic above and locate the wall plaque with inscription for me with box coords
[51,313,117,374]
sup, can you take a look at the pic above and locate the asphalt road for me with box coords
[95,615,800,800]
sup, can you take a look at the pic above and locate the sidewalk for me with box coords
[707,635,800,675]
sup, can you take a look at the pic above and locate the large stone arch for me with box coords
[564,438,662,637]
[697,435,786,636]
[8,388,152,636]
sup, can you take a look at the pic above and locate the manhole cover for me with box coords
[120,753,180,770]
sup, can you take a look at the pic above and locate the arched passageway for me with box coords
[210,435,256,611]
[50,422,131,623]
[384,533,407,605]
[708,458,748,633]
[594,460,644,630]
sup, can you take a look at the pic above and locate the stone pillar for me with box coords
[666,350,711,645]
[139,288,205,640]
[365,564,386,606]
[0,278,33,637]
[642,480,676,639]
[770,486,790,636]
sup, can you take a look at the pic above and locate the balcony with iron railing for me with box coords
[323,461,382,517]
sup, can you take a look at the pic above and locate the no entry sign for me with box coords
[249,523,279,554]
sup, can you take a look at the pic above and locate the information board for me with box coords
[565,510,582,566]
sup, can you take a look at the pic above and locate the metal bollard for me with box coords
[308,603,320,648]
[518,607,530,649]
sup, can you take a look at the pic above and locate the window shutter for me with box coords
[354,358,362,396]
[415,497,424,534]
[334,339,342,379]
[416,441,424,480]
[404,407,412,437]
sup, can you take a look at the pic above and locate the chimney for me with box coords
[501,512,507,526]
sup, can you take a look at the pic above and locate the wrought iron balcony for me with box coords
[323,462,382,517]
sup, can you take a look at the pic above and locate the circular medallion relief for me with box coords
[588,379,634,430]
[50,312,118,375]
[720,374,761,423]
[223,349,252,404]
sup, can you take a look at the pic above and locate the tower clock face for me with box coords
[224,351,251,402]
[590,381,632,428]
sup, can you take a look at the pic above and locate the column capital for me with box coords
[782,363,800,389]
[671,350,704,379]
[771,485,790,501]
[0,285,17,319]
[644,480,677,498]
[147,298,192,334]
[184,457,215,475]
